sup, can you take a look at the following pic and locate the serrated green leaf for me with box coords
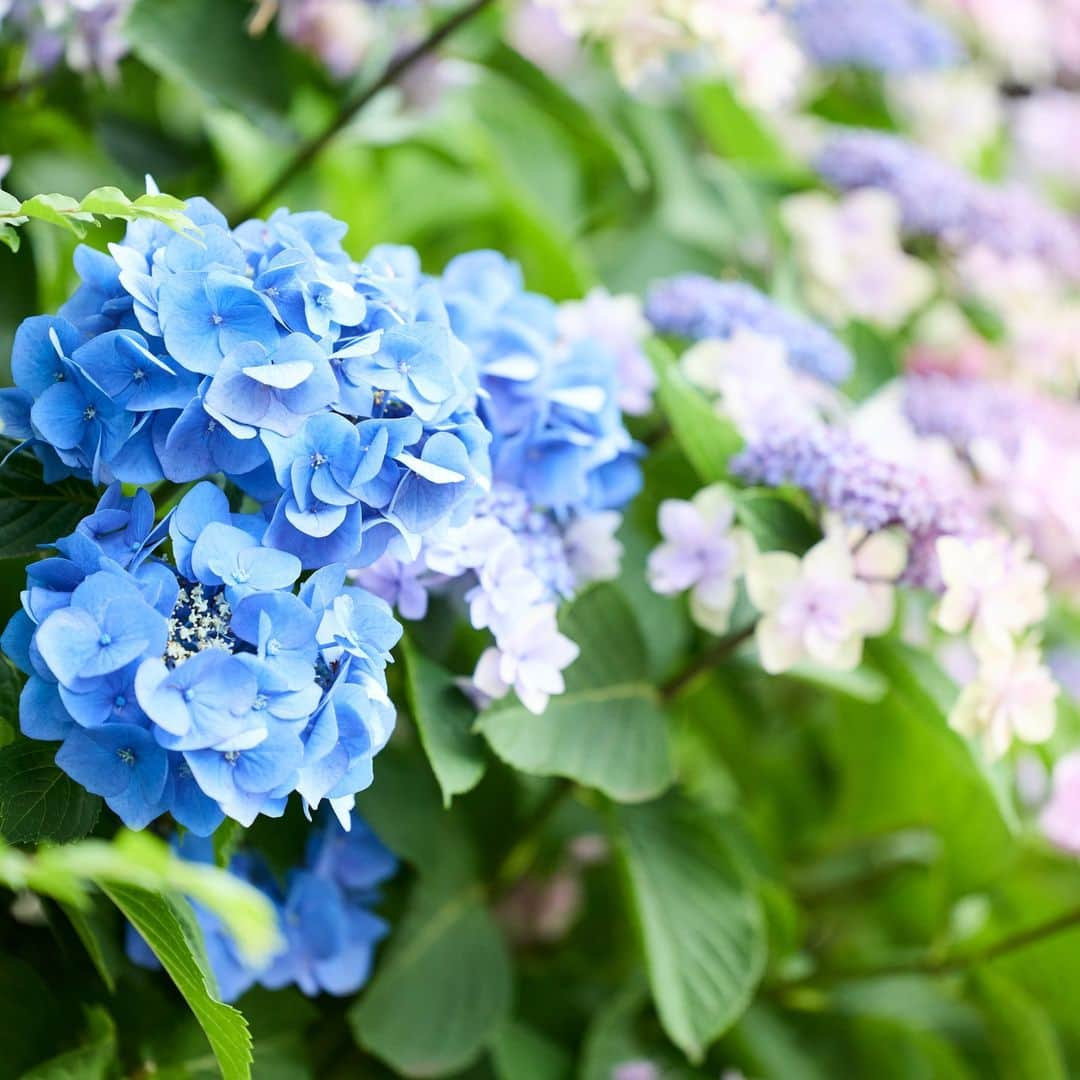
[0,453,99,559]
[0,741,101,844]
[100,884,253,1080]
[401,636,486,807]
[649,338,742,484]
[615,795,766,1062]
[478,585,674,802]
[0,189,22,214]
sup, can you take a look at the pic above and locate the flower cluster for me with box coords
[780,188,936,331]
[790,0,962,73]
[904,370,1080,587]
[0,201,490,571]
[645,274,853,386]
[0,0,131,79]
[731,424,981,588]
[532,0,806,109]
[354,252,641,713]
[815,129,1080,279]
[3,483,401,833]
[128,816,396,1000]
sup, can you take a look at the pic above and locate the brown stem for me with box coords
[660,624,756,702]
[776,906,1080,988]
[229,0,496,224]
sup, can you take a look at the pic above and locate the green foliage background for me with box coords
[0,1,1078,1078]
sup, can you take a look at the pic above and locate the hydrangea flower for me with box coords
[557,288,656,416]
[780,189,936,331]
[0,199,492,571]
[949,637,1058,759]
[3,482,401,833]
[356,252,643,714]
[935,535,1049,651]
[1041,751,1080,856]
[790,0,962,73]
[815,129,1080,279]
[0,0,132,79]
[128,817,396,1000]
[745,533,895,674]
[645,274,853,385]
[648,486,748,635]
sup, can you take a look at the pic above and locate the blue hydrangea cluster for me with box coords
[790,0,962,73]
[816,130,1080,278]
[731,424,982,587]
[128,816,397,1000]
[0,200,491,570]
[2,482,401,833]
[438,251,641,515]
[644,275,853,386]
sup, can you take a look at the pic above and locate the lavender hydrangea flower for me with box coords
[790,0,963,73]
[732,424,981,588]
[816,129,1080,279]
[645,275,853,385]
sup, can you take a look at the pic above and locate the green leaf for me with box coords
[490,1020,572,1080]
[615,795,767,1062]
[969,971,1067,1080]
[734,488,820,554]
[478,585,675,802]
[473,42,647,192]
[0,452,99,560]
[100,884,254,1080]
[18,193,95,236]
[401,636,486,807]
[61,896,122,993]
[20,1006,116,1079]
[824,641,1017,893]
[0,222,21,252]
[76,186,133,217]
[648,338,742,485]
[349,877,512,1077]
[689,81,809,180]
[0,741,101,844]
[352,748,512,1076]
[126,0,291,125]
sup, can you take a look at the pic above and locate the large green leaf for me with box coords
[351,878,512,1077]
[648,339,742,486]
[477,585,674,802]
[352,749,513,1077]
[125,0,292,125]
[490,1020,572,1080]
[0,453,98,559]
[969,971,1067,1080]
[401,636,486,807]
[822,641,1018,893]
[100,884,253,1080]
[0,741,101,844]
[615,795,766,1062]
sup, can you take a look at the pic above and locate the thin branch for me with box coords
[775,906,1080,989]
[230,0,496,224]
[660,623,756,702]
